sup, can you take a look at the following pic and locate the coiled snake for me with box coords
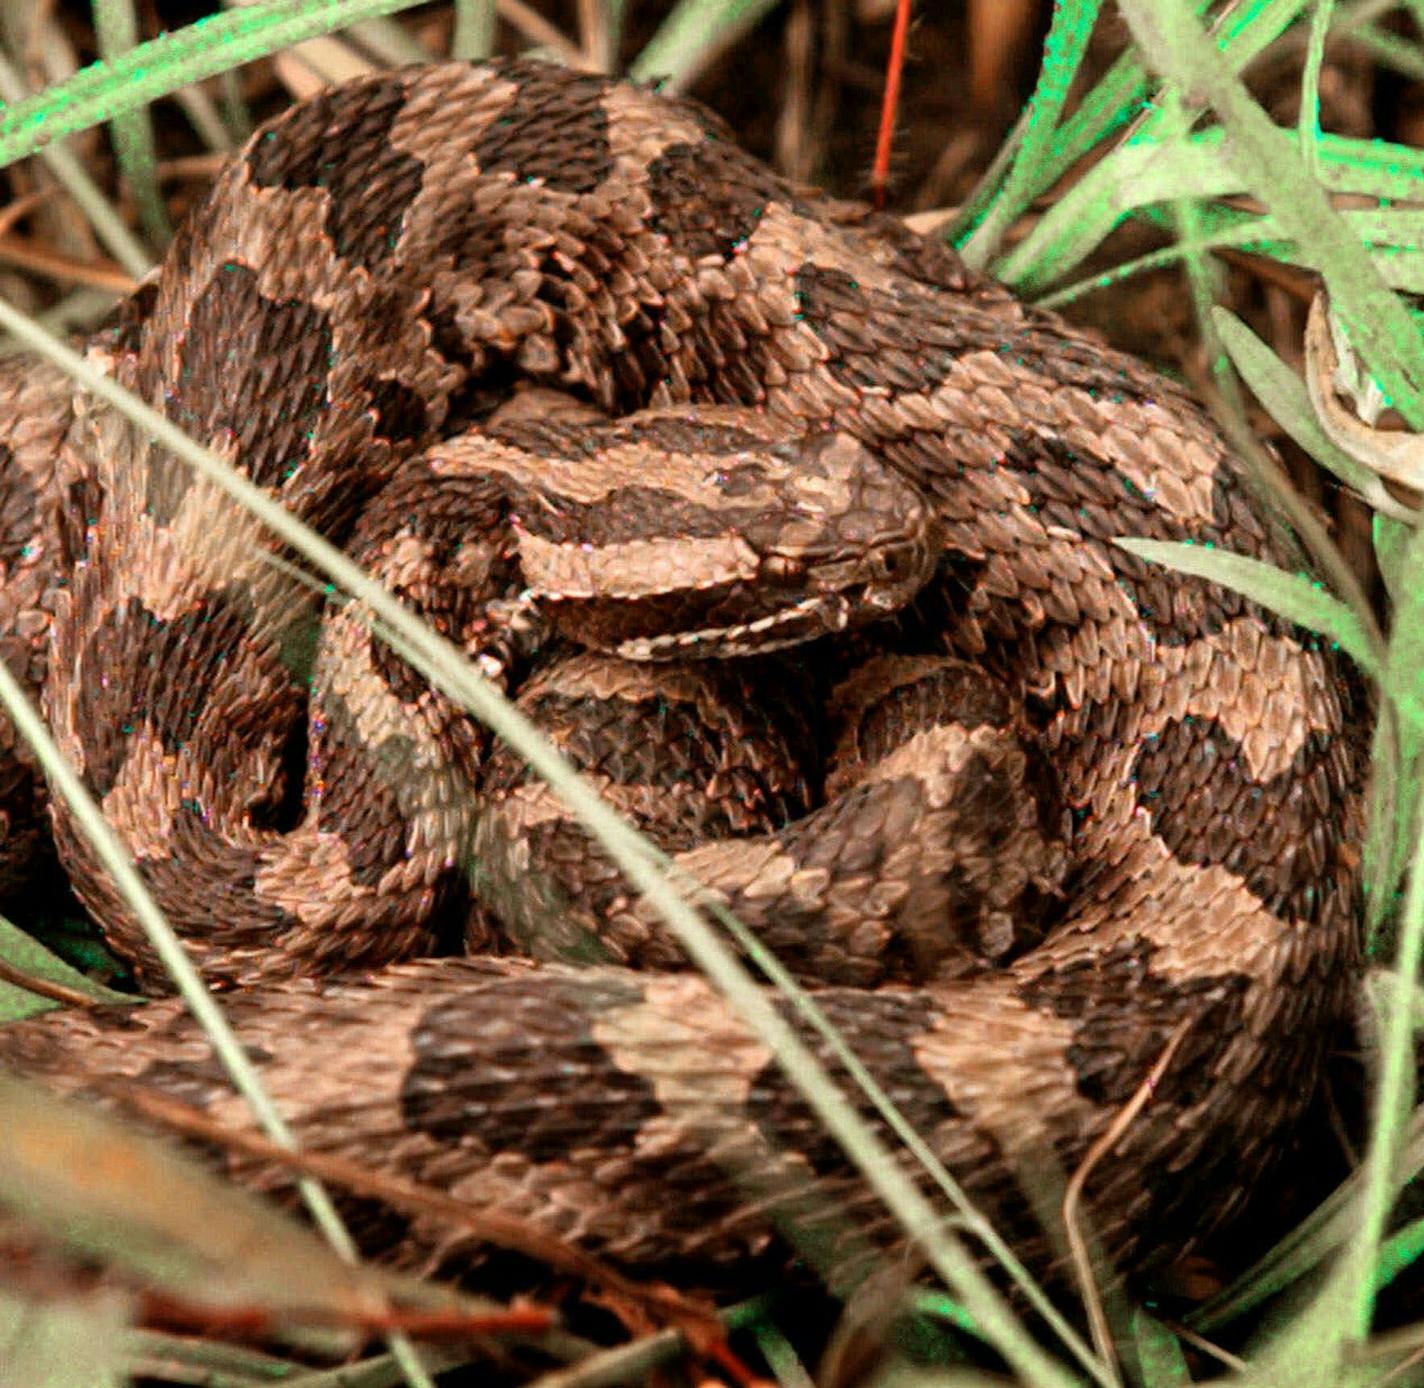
[0,59,1367,1288]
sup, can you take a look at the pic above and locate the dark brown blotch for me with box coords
[247,78,424,269]
[646,141,797,261]
[1131,716,1363,925]
[362,377,429,447]
[850,663,1012,767]
[349,465,519,708]
[746,992,959,1178]
[490,671,811,841]
[59,474,104,571]
[515,484,742,547]
[135,820,305,958]
[133,1040,277,1115]
[1001,430,1311,649]
[399,974,660,1162]
[1017,937,1250,1109]
[163,264,332,514]
[794,265,1166,408]
[544,576,827,655]
[75,588,283,800]
[311,709,416,889]
[471,65,613,194]
[95,275,158,354]
[490,412,768,465]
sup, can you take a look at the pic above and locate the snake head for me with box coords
[505,421,940,660]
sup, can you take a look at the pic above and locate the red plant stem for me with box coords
[872,0,913,209]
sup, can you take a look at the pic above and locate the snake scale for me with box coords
[0,59,1368,1291]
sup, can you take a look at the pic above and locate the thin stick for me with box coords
[1157,1318,1249,1376]
[117,1086,721,1340]
[0,235,137,293]
[0,957,101,1010]
[1062,1019,1192,1378]
[871,0,912,210]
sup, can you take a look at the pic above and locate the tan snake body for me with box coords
[0,59,1367,1288]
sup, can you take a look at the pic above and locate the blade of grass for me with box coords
[1252,784,1424,1376]
[1001,128,1424,297]
[1118,0,1424,430]
[92,0,170,244]
[0,0,429,169]
[628,0,780,93]
[1159,88,1242,414]
[957,0,1103,269]
[959,0,1310,266]
[1214,308,1418,523]
[1113,540,1381,680]
[1188,1111,1424,1331]
[450,0,496,60]
[1037,209,1424,309]
[1044,0,1309,186]
[1329,524,1424,1344]
[1345,18,1424,82]
[1299,0,1333,186]
[0,50,151,278]
[0,915,132,1020]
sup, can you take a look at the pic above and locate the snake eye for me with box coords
[761,554,803,582]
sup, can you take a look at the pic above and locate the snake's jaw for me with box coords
[611,592,856,660]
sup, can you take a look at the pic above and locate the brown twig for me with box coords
[117,1085,721,1341]
[137,1284,555,1342]
[1156,1316,1249,1376]
[0,188,57,238]
[0,235,137,293]
[1062,1018,1193,1376]
[0,956,103,1010]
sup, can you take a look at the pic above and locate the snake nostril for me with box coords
[876,547,910,583]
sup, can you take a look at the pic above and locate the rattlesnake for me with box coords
[0,58,1367,1290]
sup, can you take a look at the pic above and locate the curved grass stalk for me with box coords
[0,0,428,169]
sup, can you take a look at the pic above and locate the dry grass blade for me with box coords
[0,1073,426,1330]
[0,958,104,1011]
[115,1085,721,1342]
[0,235,137,294]
[1061,1019,1191,1383]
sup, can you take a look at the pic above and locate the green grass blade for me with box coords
[957,0,1105,269]
[1347,17,1424,82]
[628,0,780,92]
[1330,516,1424,1341]
[1044,0,1307,188]
[1112,539,1380,681]
[450,0,496,60]
[92,0,171,244]
[975,0,1309,279]
[1214,308,1417,522]
[1119,0,1424,430]
[0,0,429,169]
[0,50,151,279]
[0,915,132,1021]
